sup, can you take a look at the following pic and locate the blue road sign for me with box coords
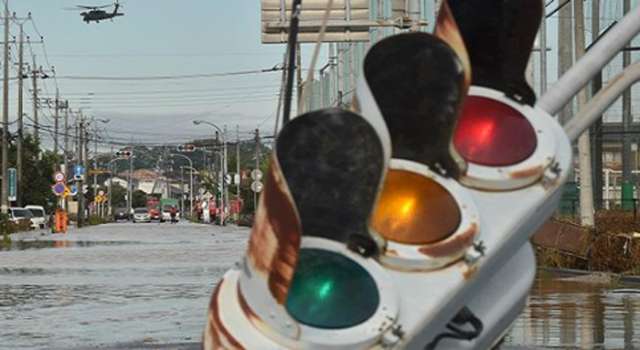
[74,165,85,177]
[8,168,16,202]
[52,183,66,196]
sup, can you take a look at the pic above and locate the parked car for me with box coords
[114,208,129,221]
[161,205,180,223]
[132,208,151,223]
[9,207,36,230]
[25,205,47,229]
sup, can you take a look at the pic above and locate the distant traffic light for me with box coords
[177,144,197,152]
[115,150,132,158]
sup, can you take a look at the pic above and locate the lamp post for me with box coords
[193,120,227,225]
[170,153,194,220]
[87,117,110,216]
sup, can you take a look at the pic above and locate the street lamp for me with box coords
[87,117,110,216]
[193,120,227,226]
[170,153,194,220]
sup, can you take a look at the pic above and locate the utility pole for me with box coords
[591,0,604,210]
[558,0,573,125]
[622,0,632,194]
[93,125,98,215]
[16,23,24,206]
[236,125,240,220]
[54,89,60,157]
[128,146,133,215]
[254,128,260,213]
[180,166,184,215]
[77,115,85,227]
[84,121,90,218]
[108,146,113,218]
[539,4,547,94]
[63,101,69,180]
[31,55,39,142]
[223,126,229,225]
[574,0,594,227]
[2,1,11,214]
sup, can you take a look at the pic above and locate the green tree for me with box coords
[8,135,58,211]
[109,183,127,208]
[132,189,147,208]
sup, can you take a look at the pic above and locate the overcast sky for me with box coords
[6,0,302,150]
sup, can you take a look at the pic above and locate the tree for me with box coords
[132,189,147,208]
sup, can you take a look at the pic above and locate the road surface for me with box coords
[0,222,248,350]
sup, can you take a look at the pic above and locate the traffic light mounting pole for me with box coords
[564,62,640,142]
[537,6,640,116]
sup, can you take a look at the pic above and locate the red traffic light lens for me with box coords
[453,96,537,167]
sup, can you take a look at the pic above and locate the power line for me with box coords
[54,66,283,81]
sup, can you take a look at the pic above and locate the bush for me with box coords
[87,215,106,226]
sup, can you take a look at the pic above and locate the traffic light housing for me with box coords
[177,144,197,152]
[204,0,573,348]
[115,150,132,158]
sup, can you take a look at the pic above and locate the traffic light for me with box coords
[204,107,397,348]
[204,0,573,348]
[115,150,132,158]
[177,144,197,152]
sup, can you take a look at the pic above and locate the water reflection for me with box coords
[0,240,139,251]
[505,271,640,349]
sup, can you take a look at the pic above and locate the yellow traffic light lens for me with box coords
[371,170,461,244]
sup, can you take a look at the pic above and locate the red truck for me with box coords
[146,196,161,221]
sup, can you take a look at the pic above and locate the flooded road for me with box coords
[505,270,640,349]
[2,223,640,349]
[0,222,248,350]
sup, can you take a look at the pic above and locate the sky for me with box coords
[3,0,639,151]
[6,0,303,150]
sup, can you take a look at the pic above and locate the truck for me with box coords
[159,198,179,222]
[146,196,161,221]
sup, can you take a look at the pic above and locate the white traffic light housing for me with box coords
[204,0,573,348]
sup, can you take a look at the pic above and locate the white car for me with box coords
[9,207,37,230]
[25,205,47,229]
[132,208,151,223]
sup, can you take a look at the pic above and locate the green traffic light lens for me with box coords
[285,248,380,329]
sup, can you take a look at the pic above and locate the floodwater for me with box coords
[2,223,639,349]
[505,271,640,349]
[0,222,248,350]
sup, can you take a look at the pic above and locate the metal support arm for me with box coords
[564,62,640,142]
[537,6,640,116]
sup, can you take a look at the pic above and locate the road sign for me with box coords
[251,169,263,181]
[234,174,240,185]
[8,168,16,202]
[74,165,85,180]
[225,174,232,185]
[250,181,263,193]
[261,0,372,43]
[53,171,66,183]
[52,183,66,196]
[69,184,78,196]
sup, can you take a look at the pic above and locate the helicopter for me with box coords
[68,1,124,23]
